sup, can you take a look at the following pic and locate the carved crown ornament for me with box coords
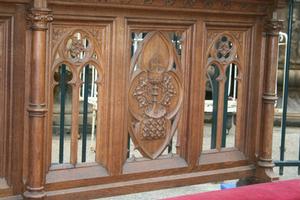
[27,8,53,30]
[128,31,183,159]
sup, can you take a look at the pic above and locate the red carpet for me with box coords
[165,179,300,200]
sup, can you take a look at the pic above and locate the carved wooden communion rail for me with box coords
[0,0,286,199]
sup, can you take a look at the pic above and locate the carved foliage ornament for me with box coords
[128,32,183,159]
[27,8,53,30]
[264,19,283,36]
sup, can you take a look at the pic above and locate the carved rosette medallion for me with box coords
[27,8,53,31]
[129,32,183,159]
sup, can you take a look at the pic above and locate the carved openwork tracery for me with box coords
[50,28,104,164]
[205,32,243,150]
[128,31,183,159]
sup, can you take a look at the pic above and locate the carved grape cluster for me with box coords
[141,118,166,140]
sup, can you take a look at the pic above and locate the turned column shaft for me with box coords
[24,3,53,199]
[256,17,283,182]
[28,28,47,191]
[261,25,281,161]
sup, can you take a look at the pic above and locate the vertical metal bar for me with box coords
[131,32,135,57]
[59,64,66,163]
[211,66,219,149]
[279,0,294,175]
[127,33,136,159]
[228,64,232,96]
[127,136,130,158]
[82,65,90,162]
[233,65,237,100]
[222,66,230,147]
[168,139,173,153]
[299,134,300,175]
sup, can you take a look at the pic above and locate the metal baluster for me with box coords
[82,65,90,162]
[279,0,294,175]
[59,64,67,163]
[299,134,300,175]
[127,136,130,158]
[222,66,231,147]
[211,65,219,149]
[127,33,136,159]
[233,65,238,100]
[168,139,173,154]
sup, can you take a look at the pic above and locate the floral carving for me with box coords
[144,0,153,4]
[63,32,93,62]
[221,0,231,8]
[207,32,219,44]
[27,8,53,30]
[52,27,68,47]
[68,36,85,59]
[215,36,233,61]
[54,0,271,14]
[164,0,175,6]
[184,0,196,7]
[132,58,177,140]
[232,32,243,46]
[204,0,214,8]
[264,19,283,36]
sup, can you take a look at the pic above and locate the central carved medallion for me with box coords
[133,57,177,140]
[128,32,183,159]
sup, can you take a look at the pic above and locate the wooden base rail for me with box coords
[45,165,255,200]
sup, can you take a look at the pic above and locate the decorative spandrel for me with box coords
[128,32,183,159]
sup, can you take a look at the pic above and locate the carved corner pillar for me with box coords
[23,5,53,200]
[256,18,283,183]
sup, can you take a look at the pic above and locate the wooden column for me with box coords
[23,1,52,199]
[256,17,283,182]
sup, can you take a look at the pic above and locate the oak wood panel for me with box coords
[11,5,28,195]
[0,0,286,199]
[0,16,10,184]
[124,19,196,166]
[0,14,12,199]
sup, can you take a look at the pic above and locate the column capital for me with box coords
[264,19,283,36]
[27,8,53,31]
